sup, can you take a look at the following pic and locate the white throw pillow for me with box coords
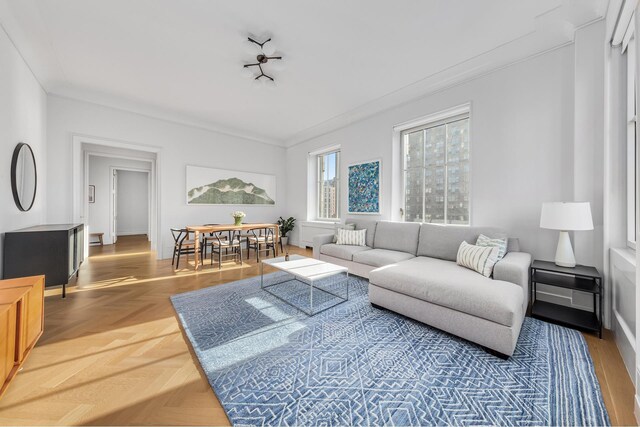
[456,241,500,277]
[475,234,508,260]
[336,228,366,246]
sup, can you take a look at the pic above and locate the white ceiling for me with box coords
[0,0,607,146]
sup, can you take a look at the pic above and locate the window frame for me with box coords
[400,110,471,225]
[626,21,637,250]
[316,149,341,221]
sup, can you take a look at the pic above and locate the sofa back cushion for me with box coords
[373,221,421,255]
[418,224,507,261]
[507,237,520,252]
[346,218,378,247]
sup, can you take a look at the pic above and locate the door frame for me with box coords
[72,134,162,259]
[109,166,152,242]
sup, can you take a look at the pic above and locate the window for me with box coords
[317,150,340,220]
[402,112,470,224]
[627,23,637,249]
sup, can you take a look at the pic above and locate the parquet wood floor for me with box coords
[0,235,635,425]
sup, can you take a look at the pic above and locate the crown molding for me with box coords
[2,0,605,151]
[0,5,46,94]
[284,17,605,148]
[49,91,287,148]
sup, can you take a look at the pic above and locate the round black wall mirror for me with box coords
[11,143,37,212]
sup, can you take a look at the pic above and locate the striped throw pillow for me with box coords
[336,228,366,246]
[333,223,355,243]
[476,234,508,260]
[456,241,500,277]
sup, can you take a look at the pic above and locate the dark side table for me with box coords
[530,260,602,338]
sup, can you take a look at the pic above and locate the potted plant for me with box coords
[231,211,246,226]
[277,216,296,247]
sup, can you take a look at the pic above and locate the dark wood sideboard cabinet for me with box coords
[3,224,84,298]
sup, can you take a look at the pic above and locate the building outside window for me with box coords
[402,111,470,224]
[317,150,340,220]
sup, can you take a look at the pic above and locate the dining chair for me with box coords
[237,223,255,258]
[209,229,243,269]
[200,224,221,263]
[246,227,276,262]
[170,228,200,269]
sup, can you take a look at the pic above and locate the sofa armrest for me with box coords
[493,252,532,306]
[313,233,335,259]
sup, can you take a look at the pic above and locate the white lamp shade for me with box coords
[540,202,594,231]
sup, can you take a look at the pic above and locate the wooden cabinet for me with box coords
[3,224,84,298]
[0,304,17,393]
[0,276,44,399]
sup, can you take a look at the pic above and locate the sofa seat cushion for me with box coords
[352,249,415,267]
[320,243,371,261]
[369,257,523,327]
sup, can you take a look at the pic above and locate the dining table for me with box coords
[186,223,280,270]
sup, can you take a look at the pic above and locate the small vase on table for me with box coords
[231,211,246,226]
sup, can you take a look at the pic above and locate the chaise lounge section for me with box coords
[313,219,532,356]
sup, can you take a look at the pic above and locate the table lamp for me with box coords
[540,202,593,268]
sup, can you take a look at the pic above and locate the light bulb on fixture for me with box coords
[262,41,276,56]
[270,58,286,72]
[241,66,255,79]
[243,38,258,54]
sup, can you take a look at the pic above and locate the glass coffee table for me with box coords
[260,255,350,316]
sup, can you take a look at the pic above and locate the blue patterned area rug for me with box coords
[171,273,610,426]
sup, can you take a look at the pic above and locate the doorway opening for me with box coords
[86,155,153,253]
[110,167,151,244]
[73,135,161,260]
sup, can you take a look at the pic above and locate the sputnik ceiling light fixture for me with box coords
[242,36,283,86]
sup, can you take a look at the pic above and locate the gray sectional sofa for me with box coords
[312,219,532,356]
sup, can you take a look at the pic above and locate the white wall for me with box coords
[573,21,606,281]
[88,156,151,244]
[46,95,288,259]
[0,25,47,277]
[116,170,149,236]
[286,23,607,312]
[287,44,575,257]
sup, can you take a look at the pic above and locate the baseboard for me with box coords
[613,309,637,385]
[116,231,148,236]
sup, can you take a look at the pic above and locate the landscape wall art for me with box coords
[348,159,380,214]
[186,165,276,205]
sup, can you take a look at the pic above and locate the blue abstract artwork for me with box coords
[348,160,380,213]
